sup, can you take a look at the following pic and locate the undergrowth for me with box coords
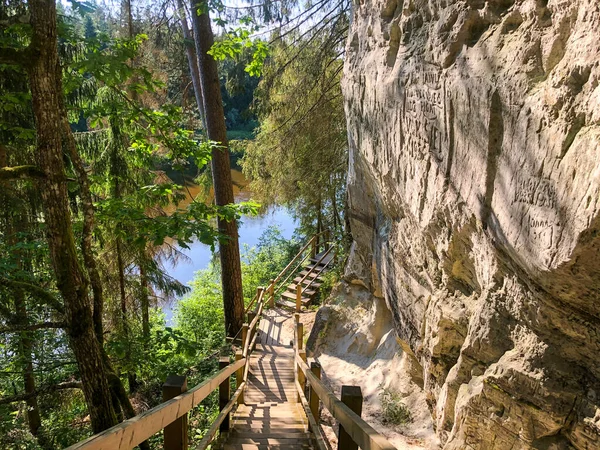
[379,387,412,425]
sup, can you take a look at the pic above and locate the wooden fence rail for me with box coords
[293,320,396,450]
[65,359,245,450]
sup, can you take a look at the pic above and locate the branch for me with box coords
[0,277,65,314]
[0,165,46,180]
[0,381,82,405]
[0,321,66,333]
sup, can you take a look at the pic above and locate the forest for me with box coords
[0,0,349,447]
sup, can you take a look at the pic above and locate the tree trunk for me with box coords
[14,289,43,439]
[175,0,205,124]
[60,99,105,345]
[115,237,137,393]
[316,193,322,253]
[139,262,150,343]
[27,0,117,433]
[190,2,244,337]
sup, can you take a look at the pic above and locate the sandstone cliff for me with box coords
[342,0,600,448]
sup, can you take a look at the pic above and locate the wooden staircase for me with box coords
[215,315,317,450]
[276,250,334,310]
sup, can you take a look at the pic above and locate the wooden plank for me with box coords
[66,358,246,450]
[296,355,396,450]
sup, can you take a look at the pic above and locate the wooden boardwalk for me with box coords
[221,311,316,450]
[67,235,396,450]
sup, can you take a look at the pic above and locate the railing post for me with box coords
[296,284,302,312]
[247,311,256,330]
[309,361,321,423]
[269,279,275,308]
[235,351,244,405]
[162,375,188,450]
[297,321,304,351]
[310,237,317,258]
[241,323,248,349]
[219,358,231,433]
[338,386,363,450]
[297,349,307,402]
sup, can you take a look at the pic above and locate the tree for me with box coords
[242,21,349,241]
[190,0,245,337]
[17,0,118,433]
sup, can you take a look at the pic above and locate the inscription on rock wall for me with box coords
[512,176,562,264]
[402,64,446,163]
[513,177,558,209]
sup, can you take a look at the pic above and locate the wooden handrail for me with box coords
[295,355,396,450]
[69,232,342,450]
[196,382,245,450]
[242,288,265,358]
[303,247,336,293]
[295,380,328,450]
[273,235,317,285]
[298,246,333,294]
[66,358,246,450]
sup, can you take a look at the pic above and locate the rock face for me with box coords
[342,0,600,448]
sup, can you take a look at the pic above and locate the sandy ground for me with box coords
[266,293,440,450]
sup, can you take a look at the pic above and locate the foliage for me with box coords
[241,19,349,240]
[239,226,300,302]
[379,387,412,426]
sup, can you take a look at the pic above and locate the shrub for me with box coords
[379,387,412,425]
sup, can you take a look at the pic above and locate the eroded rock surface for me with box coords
[342,0,600,448]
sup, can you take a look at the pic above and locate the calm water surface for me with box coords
[162,170,297,321]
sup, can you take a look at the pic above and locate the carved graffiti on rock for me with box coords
[513,176,558,209]
[402,64,445,163]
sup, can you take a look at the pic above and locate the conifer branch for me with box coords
[0,381,82,405]
[0,277,65,314]
[0,321,66,333]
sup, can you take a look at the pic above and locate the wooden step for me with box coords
[224,444,313,450]
[293,277,322,288]
[285,285,316,297]
[227,437,313,445]
[298,270,321,279]
[229,431,313,439]
[276,299,310,310]
[280,291,311,303]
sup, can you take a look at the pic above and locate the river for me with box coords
[163,169,297,319]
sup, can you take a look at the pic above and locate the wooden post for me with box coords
[296,284,302,312]
[338,386,363,450]
[269,279,275,308]
[309,362,321,423]
[294,312,300,325]
[219,358,230,432]
[247,312,256,338]
[311,237,317,258]
[297,322,304,350]
[162,375,188,450]
[235,351,244,405]
[241,323,248,349]
[297,349,307,402]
